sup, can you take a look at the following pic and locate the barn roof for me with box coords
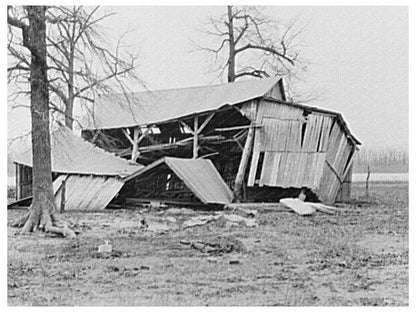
[82,76,283,130]
[13,126,142,178]
[125,157,234,205]
[81,77,360,145]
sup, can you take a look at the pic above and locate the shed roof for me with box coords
[13,126,142,177]
[125,157,234,205]
[82,76,283,130]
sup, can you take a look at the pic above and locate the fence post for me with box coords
[365,165,370,197]
[60,179,66,213]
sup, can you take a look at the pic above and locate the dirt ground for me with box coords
[7,182,408,306]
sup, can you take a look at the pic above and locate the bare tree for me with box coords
[8,5,140,130]
[195,5,305,84]
[8,6,75,237]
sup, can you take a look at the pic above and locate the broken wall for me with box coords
[240,99,356,203]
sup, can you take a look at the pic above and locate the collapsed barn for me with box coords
[80,76,361,204]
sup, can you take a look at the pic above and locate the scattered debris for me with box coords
[92,250,124,259]
[229,206,258,217]
[227,202,290,213]
[207,257,218,263]
[180,236,245,255]
[98,241,112,253]
[166,216,177,223]
[146,221,169,233]
[183,215,220,228]
[165,208,195,215]
[182,212,257,228]
[221,214,256,227]
[149,201,166,209]
[279,198,316,216]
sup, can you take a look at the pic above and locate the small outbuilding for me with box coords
[12,126,142,210]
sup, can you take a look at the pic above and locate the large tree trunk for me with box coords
[65,48,75,130]
[65,96,74,129]
[12,6,75,238]
[227,6,236,83]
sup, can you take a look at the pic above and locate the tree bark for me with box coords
[12,6,75,238]
[65,40,75,129]
[227,6,236,82]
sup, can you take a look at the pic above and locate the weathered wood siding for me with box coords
[317,122,356,202]
[240,99,356,203]
[16,164,33,200]
[264,79,285,101]
[335,163,353,202]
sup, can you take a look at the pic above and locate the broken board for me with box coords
[279,198,316,216]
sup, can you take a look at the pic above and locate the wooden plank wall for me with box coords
[16,164,33,200]
[317,121,356,203]
[241,99,356,203]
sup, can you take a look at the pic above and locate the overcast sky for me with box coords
[7,5,408,150]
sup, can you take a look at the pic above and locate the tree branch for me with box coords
[235,43,295,65]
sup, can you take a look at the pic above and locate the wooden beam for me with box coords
[136,135,224,154]
[60,179,66,213]
[233,122,256,201]
[121,128,135,145]
[137,127,151,144]
[200,152,220,158]
[233,137,244,151]
[233,100,258,201]
[325,160,343,183]
[197,112,215,134]
[131,127,140,161]
[91,130,100,143]
[342,151,355,181]
[179,120,194,134]
[193,115,198,158]
[138,136,193,152]
[215,124,262,132]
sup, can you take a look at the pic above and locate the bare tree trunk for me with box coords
[65,40,75,129]
[11,6,75,238]
[65,87,74,129]
[227,6,236,82]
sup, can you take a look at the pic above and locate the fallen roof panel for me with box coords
[126,157,234,205]
[13,126,142,177]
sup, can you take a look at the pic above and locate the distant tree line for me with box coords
[353,147,408,173]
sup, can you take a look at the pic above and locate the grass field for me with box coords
[7,182,408,306]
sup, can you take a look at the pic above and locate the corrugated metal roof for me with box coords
[82,76,282,130]
[13,126,142,177]
[54,175,124,210]
[126,157,234,205]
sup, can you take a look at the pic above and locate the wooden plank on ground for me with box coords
[306,202,337,215]
[279,198,316,216]
[226,202,291,213]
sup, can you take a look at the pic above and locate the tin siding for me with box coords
[54,175,124,210]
